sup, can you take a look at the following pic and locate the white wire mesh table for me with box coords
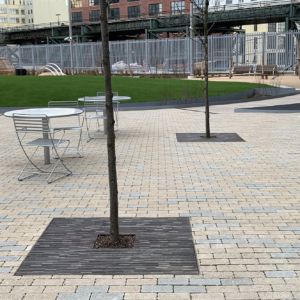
[4,108,83,165]
[78,96,131,134]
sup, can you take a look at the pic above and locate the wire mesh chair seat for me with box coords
[48,101,84,157]
[97,92,119,131]
[13,113,72,184]
[83,97,107,142]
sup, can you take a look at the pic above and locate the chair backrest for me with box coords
[13,114,50,134]
[48,101,79,108]
[96,92,118,97]
[84,97,106,112]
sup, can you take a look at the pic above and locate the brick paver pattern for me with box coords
[0,107,300,300]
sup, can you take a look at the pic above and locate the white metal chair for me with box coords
[48,101,84,157]
[96,92,119,131]
[83,97,107,142]
[12,114,72,184]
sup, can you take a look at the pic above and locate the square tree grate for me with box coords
[15,217,199,275]
[176,133,245,142]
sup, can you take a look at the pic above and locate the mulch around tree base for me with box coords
[176,133,245,142]
[15,218,199,275]
[94,234,135,249]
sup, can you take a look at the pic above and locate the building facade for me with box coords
[0,0,26,28]
[25,0,69,26]
[70,0,195,24]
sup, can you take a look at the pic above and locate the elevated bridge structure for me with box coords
[0,0,300,45]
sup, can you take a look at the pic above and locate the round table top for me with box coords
[4,108,83,118]
[78,96,131,102]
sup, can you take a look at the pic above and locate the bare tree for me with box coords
[100,0,120,243]
[141,1,224,137]
[191,0,224,138]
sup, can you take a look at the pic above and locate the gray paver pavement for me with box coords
[1,99,300,299]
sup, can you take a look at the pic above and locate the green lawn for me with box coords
[0,76,270,107]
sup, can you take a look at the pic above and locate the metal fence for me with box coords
[0,30,300,74]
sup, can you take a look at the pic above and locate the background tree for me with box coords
[100,0,120,243]
[192,0,224,138]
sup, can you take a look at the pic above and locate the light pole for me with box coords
[188,1,195,78]
[56,14,60,26]
[68,0,74,75]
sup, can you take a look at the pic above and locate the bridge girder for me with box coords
[1,3,300,45]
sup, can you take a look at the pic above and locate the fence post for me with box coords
[18,45,21,67]
[126,40,130,73]
[91,43,95,69]
[187,36,190,74]
[165,38,169,73]
[60,44,63,70]
[235,33,238,65]
[210,35,213,72]
[145,38,149,72]
[229,59,232,79]
[261,32,265,66]
[45,44,49,64]
[75,43,79,72]
[31,45,35,70]
[297,36,300,79]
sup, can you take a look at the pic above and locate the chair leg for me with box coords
[46,141,72,184]
[76,129,84,157]
[18,146,46,181]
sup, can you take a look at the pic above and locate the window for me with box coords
[215,0,220,5]
[109,8,119,20]
[89,9,99,22]
[89,0,99,6]
[254,37,257,50]
[278,22,285,32]
[0,8,7,14]
[9,9,19,14]
[268,23,276,32]
[128,0,138,2]
[193,0,202,9]
[111,0,119,3]
[21,18,25,23]
[254,24,257,31]
[31,18,33,22]
[71,0,82,8]
[149,3,162,17]
[226,0,232,4]
[28,19,30,23]
[28,10,30,14]
[72,11,82,22]
[171,1,185,15]
[9,17,19,23]
[21,9,25,15]
[0,0,5,3]
[238,0,244,2]
[128,6,140,18]
[31,9,32,13]
[0,17,7,23]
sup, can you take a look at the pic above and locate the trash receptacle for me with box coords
[15,68,27,76]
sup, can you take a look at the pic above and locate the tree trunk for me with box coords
[204,0,210,138]
[100,0,120,243]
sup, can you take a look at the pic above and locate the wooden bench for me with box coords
[255,65,277,75]
[232,65,253,75]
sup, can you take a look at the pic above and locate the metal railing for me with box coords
[0,30,299,74]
